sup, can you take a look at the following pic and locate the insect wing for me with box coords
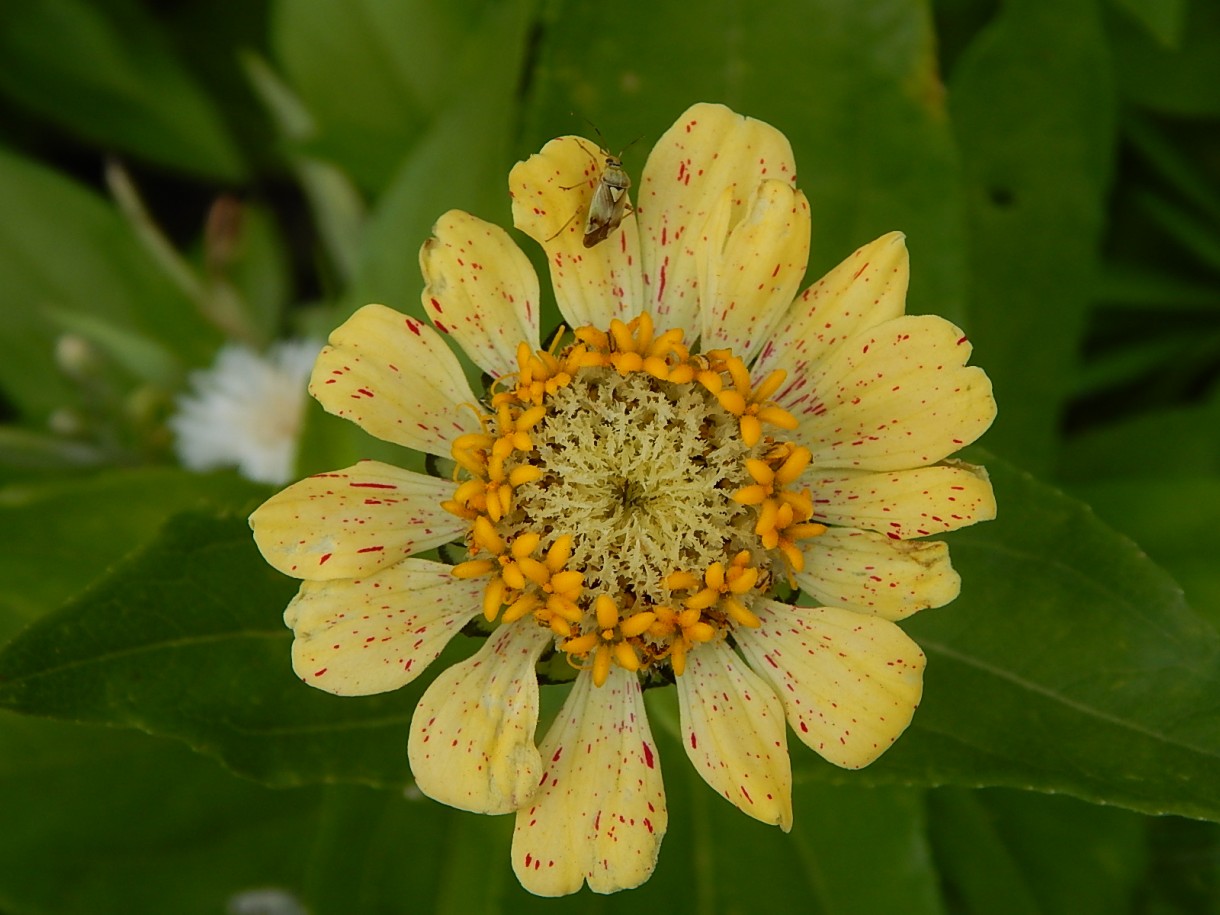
[582,157,631,248]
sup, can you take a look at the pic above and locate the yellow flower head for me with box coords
[250,103,997,897]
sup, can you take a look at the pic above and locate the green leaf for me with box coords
[1071,325,1220,399]
[45,307,184,388]
[0,468,267,643]
[928,790,1045,915]
[210,202,294,348]
[0,512,454,787]
[1108,0,1220,117]
[1093,262,1220,312]
[1060,397,1220,479]
[524,0,967,327]
[1069,476,1220,629]
[0,0,244,179]
[1123,110,1220,227]
[240,52,368,285]
[299,784,511,915]
[0,427,111,476]
[948,0,1117,473]
[1110,0,1187,47]
[842,455,1220,821]
[1142,817,1220,914]
[928,788,1147,915]
[1134,188,1220,274]
[340,0,535,322]
[0,148,222,418]
[270,0,527,193]
[5,457,1218,825]
[0,712,315,915]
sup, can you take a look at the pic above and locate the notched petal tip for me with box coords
[409,624,550,815]
[419,209,542,379]
[307,303,481,457]
[735,601,926,770]
[509,135,643,329]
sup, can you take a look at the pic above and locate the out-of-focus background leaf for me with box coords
[3,0,1220,911]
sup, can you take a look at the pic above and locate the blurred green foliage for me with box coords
[2,0,1220,912]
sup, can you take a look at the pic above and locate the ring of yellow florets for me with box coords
[444,313,826,686]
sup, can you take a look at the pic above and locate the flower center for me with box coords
[512,368,757,605]
[444,313,827,685]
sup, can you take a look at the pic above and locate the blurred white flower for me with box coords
[171,339,320,484]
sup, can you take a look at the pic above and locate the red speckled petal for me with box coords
[795,527,961,621]
[735,599,925,769]
[808,461,997,540]
[510,136,643,329]
[676,638,793,830]
[420,209,541,378]
[755,232,909,382]
[409,622,550,815]
[283,558,483,696]
[249,461,464,581]
[309,303,481,457]
[512,667,667,897]
[697,180,810,361]
[787,314,996,472]
[637,103,797,334]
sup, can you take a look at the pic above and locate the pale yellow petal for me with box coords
[788,314,996,471]
[249,461,464,580]
[309,303,481,457]
[512,667,666,896]
[677,638,793,830]
[420,209,541,379]
[755,231,909,383]
[510,136,643,329]
[284,558,483,695]
[735,599,925,769]
[809,461,996,539]
[409,622,550,814]
[698,181,811,362]
[795,527,960,620]
[637,103,797,333]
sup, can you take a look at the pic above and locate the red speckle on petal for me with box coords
[319,553,332,565]
[642,741,655,768]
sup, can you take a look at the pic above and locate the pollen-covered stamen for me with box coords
[577,313,690,379]
[450,431,495,477]
[561,594,657,687]
[645,604,717,677]
[731,442,825,571]
[453,525,546,622]
[714,356,799,447]
[502,534,585,636]
[666,551,763,630]
[769,501,828,573]
[443,403,546,522]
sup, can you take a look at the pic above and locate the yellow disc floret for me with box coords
[444,312,826,686]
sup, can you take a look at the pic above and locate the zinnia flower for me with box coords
[172,339,320,485]
[250,102,996,896]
